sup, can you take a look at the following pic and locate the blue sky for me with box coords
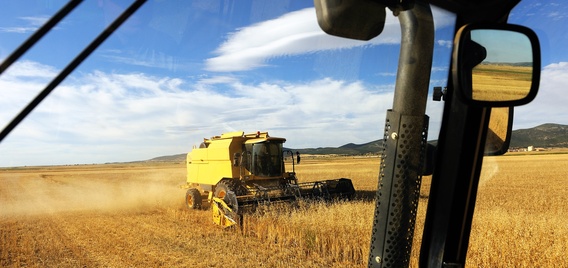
[1,0,567,166]
[472,30,533,63]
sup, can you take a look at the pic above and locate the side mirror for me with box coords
[453,24,541,107]
[314,0,387,40]
[484,107,513,156]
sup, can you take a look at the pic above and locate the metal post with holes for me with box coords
[368,1,434,267]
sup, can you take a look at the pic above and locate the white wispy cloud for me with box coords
[378,72,397,77]
[431,66,449,73]
[0,61,60,124]
[206,7,455,72]
[0,26,38,33]
[1,60,58,78]
[437,40,452,48]
[520,64,567,119]
[547,11,567,20]
[20,16,49,26]
[0,16,50,33]
[0,6,456,167]
[1,61,443,166]
[514,62,568,129]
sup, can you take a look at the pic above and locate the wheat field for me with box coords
[472,64,533,102]
[1,154,567,267]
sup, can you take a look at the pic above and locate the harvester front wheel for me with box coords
[185,188,202,209]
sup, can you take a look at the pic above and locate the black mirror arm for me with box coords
[420,83,491,267]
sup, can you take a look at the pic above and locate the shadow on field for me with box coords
[353,190,376,201]
[353,190,429,201]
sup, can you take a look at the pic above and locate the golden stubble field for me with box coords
[472,64,533,102]
[1,154,567,267]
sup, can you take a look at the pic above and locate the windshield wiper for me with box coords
[0,0,147,143]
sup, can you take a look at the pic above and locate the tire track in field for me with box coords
[0,215,91,267]
[40,208,219,267]
[47,212,156,267]
[111,208,223,266]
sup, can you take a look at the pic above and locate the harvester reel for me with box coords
[212,196,238,227]
[214,180,240,213]
[224,191,239,214]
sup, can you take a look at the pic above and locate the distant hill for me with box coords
[148,141,386,162]
[148,154,186,162]
[510,123,568,148]
[482,62,533,67]
[148,123,568,161]
[291,140,383,155]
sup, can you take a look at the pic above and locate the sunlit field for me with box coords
[1,154,567,267]
[472,64,533,101]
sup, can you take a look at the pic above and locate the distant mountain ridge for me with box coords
[291,140,384,155]
[148,123,568,161]
[483,62,532,67]
[510,123,568,148]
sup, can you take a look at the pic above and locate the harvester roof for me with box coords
[205,131,286,144]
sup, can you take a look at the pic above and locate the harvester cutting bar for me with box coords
[234,186,299,208]
[235,178,356,208]
[296,178,355,199]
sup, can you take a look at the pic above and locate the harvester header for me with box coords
[182,131,355,227]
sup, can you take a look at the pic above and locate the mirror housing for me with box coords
[314,0,387,40]
[453,23,541,107]
[484,107,513,156]
[313,0,416,41]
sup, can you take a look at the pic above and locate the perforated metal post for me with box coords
[368,2,434,267]
[370,111,429,266]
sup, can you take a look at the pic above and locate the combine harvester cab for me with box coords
[182,131,355,227]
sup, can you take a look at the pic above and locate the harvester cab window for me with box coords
[250,142,284,177]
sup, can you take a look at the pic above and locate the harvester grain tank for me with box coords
[181,131,355,227]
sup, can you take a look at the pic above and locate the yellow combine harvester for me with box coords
[181,131,355,227]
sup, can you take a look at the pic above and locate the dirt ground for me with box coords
[0,163,336,267]
[2,155,567,267]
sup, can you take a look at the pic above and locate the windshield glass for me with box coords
[508,1,568,125]
[0,2,453,166]
[467,1,568,266]
[249,141,283,177]
[0,2,455,267]
[2,1,567,266]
